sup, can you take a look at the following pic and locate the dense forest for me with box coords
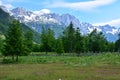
[38,22,120,55]
[0,20,120,61]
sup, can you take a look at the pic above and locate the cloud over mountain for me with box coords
[46,0,116,11]
[34,9,51,15]
[0,0,13,9]
[93,18,120,28]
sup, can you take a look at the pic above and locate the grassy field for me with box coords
[0,53,120,80]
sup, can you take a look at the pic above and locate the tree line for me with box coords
[0,20,120,61]
[39,22,120,55]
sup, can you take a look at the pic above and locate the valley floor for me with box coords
[0,53,120,80]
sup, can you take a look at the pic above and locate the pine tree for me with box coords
[74,27,81,56]
[56,38,64,55]
[47,28,56,52]
[62,28,69,53]
[68,22,75,54]
[41,27,55,54]
[23,31,33,55]
[41,26,48,54]
[2,20,23,61]
[88,29,107,53]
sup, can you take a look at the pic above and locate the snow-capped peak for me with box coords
[11,7,32,16]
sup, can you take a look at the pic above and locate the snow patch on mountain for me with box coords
[1,7,119,42]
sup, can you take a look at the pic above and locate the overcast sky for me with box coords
[0,0,120,27]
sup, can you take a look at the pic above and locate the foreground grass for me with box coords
[0,53,120,80]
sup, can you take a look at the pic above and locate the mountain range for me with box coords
[1,6,120,42]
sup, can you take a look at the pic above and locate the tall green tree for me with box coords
[82,35,89,53]
[41,26,48,54]
[88,29,107,53]
[56,38,64,55]
[62,22,75,54]
[2,20,23,61]
[74,27,82,56]
[68,22,75,54]
[41,27,55,54]
[62,28,69,53]
[47,28,56,52]
[22,31,33,55]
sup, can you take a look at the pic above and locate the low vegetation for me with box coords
[1,52,120,65]
[0,53,120,80]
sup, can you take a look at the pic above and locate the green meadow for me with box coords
[0,53,120,80]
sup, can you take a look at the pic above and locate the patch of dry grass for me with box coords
[0,64,120,80]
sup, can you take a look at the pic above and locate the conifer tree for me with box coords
[74,27,82,56]
[41,27,55,54]
[56,38,64,55]
[2,20,23,61]
[68,22,75,54]
[88,29,107,53]
[23,31,33,55]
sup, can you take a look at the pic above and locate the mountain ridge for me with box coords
[1,6,120,42]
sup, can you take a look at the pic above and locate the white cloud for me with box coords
[93,18,120,27]
[47,0,116,10]
[34,9,51,15]
[0,0,13,9]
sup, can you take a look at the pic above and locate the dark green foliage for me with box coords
[41,27,56,54]
[88,29,107,53]
[107,42,115,52]
[74,27,81,56]
[41,27,49,54]
[68,22,75,53]
[0,34,4,53]
[2,20,23,61]
[81,35,89,53]
[115,40,120,52]
[62,29,69,53]
[32,44,41,52]
[56,38,64,55]
[62,22,75,53]
[47,28,56,51]
[22,31,33,55]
